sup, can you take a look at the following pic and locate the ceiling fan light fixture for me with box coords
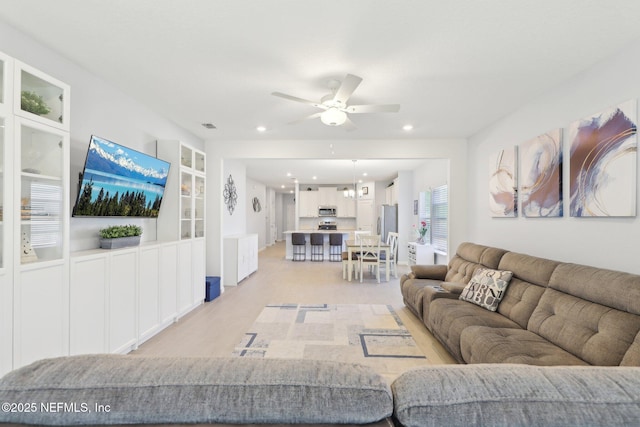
[320,107,347,126]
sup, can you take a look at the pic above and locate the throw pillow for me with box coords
[459,268,513,311]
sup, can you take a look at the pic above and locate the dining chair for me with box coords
[379,232,399,278]
[358,234,381,283]
[353,230,371,243]
[342,250,359,281]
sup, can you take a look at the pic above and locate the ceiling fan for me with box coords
[272,74,400,131]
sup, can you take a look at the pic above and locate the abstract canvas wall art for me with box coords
[520,129,563,217]
[489,146,518,217]
[569,100,637,217]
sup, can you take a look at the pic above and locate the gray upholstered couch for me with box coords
[2,354,640,427]
[400,242,640,366]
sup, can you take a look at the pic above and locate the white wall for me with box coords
[0,20,204,252]
[246,177,267,248]
[468,37,640,274]
[221,160,247,236]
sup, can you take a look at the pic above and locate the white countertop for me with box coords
[283,229,356,234]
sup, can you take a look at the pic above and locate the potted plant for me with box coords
[99,224,142,249]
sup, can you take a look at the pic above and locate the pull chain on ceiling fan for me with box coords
[272,74,400,131]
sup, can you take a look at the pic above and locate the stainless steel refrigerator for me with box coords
[377,204,397,241]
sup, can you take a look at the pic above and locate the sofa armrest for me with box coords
[410,264,448,280]
[392,364,640,427]
[440,282,466,295]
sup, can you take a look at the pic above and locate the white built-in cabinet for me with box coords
[0,54,72,372]
[224,234,258,286]
[68,240,205,356]
[0,52,207,377]
[157,141,206,241]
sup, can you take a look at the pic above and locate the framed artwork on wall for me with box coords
[489,146,518,217]
[568,100,637,217]
[520,129,563,217]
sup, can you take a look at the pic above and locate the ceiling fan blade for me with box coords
[272,92,324,108]
[332,74,363,106]
[342,117,357,132]
[288,112,322,125]
[346,104,401,114]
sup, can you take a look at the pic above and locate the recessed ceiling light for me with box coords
[402,124,414,131]
[362,172,368,177]
[281,184,285,189]
[256,126,267,132]
[312,176,317,180]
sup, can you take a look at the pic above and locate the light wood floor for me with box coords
[134,241,456,365]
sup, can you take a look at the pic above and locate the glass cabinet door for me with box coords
[180,171,192,239]
[17,121,66,264]
[0,52,12,114]
[195,151,205,173]
[15,61,70,131]
[181,145,192,168]
[194,176,205,238]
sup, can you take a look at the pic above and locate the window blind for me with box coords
[431,185,448,253]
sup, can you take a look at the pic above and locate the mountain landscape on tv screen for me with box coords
[86,140,169,186]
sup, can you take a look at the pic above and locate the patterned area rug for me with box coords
[232,303,429,381]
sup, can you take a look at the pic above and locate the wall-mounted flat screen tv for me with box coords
[72,135,171,217]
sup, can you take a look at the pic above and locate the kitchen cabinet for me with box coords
[224,234,258,286]
[318,187,337,206]
[385,178,398,205]
[336,193,356,217]
[298,190,318,217]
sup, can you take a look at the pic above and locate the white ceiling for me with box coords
[2,0,640,189]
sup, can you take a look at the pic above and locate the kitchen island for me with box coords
[283,230,355,260]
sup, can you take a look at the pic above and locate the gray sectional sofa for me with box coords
[400,242,640,366]
[2,354,640,427]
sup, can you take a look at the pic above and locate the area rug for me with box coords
[232,303,429,381]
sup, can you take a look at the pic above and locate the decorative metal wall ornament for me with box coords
[252,197,262,212]
[223,174,238,215]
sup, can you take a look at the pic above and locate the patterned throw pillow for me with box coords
[459,268,513,311]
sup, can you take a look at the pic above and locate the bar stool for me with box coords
[329,233,342,262]
[292,233,306,261]
[310,233,324,261]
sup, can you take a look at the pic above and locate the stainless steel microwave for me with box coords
[318,206,337,217]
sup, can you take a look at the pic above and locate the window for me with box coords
[418,190,431,244]
[431,185,448,253]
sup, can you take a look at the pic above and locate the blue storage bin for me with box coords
[205,276,221,302]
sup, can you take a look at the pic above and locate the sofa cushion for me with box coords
[409,264,448,280]
[528,263,640,366]
[441,281,465,295]
[495,251,560,328]
[391,364,640,427]
[0,355,393,426]
[460,326,589,365]
[426,299,521,363]
[459,268,512,311]
[442,242,507,284]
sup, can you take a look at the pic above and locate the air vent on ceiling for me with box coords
[201,123,217,129]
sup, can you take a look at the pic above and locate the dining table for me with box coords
[345,239,391,282]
